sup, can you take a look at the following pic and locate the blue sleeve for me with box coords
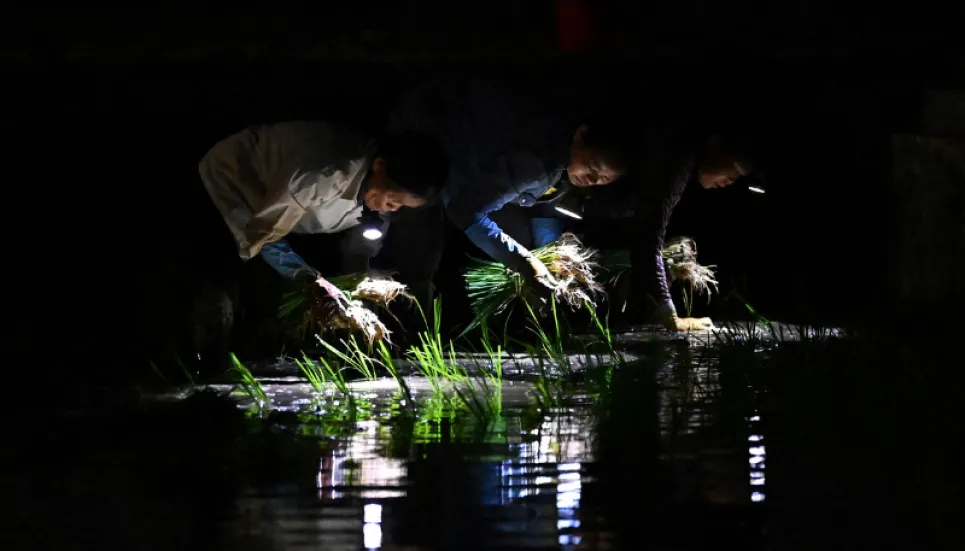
[259,239,318,282]
[446,152,549,274]
[463,213,533,274]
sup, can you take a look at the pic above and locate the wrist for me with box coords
[657,298,677,320]
[657,299,678,329]
[293,268,320,284]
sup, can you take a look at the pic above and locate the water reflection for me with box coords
[213,347,769,548]
[317,420,407,499]
[749,412,766,503]
[362,504,382,549]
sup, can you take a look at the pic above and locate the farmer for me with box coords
[583,128,754,332]
[377,78,632,318]
[192,120,449,366]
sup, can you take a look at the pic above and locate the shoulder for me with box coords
[257,120,371,146]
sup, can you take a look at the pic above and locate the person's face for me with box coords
[363,157,427,213]
[567,125,624,187]
[698,161,748,189]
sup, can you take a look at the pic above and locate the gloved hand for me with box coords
[669,316,715,332]
[313,275,352,308]
[657,299,714,332]
[524,256,556,286]
[522,256,558,316]
[288,262,321,283]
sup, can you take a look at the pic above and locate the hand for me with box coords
[668,316,715,332]
[313,275,352,309]
[525,256,557,287]
[522,257,557,316]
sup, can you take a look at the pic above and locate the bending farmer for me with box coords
[194,120,448,364]
[382,78,631,311]
[586,128,753,332]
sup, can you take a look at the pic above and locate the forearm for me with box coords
[463,217,534,274]
[631,239,675,314]
[259,239,317,282]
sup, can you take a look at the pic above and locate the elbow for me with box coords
[448,207,491,234]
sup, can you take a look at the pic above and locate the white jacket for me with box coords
[199,121,376,259]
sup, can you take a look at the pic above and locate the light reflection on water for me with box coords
[215,350,766,548]
[749,411,767,503]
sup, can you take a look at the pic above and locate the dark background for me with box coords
[10,3,962,377]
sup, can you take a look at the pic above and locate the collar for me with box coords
[351,158,391,221]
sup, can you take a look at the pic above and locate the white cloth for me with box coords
[199,120,376,259]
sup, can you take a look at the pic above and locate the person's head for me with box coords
[363,131,449,213]
[697,134,754,189]
[567,122,632,188]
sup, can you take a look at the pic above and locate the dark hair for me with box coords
[376,131,450,203]
[712,131,756,171]
[710,128,759,172]
[580,115,639,173]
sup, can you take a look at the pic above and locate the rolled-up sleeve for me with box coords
[241,189,307,259]
[446,151,548,274]
[630,155,692,311]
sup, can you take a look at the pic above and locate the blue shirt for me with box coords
[388,79,574,274]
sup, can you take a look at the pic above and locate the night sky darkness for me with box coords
[9,3,961,371]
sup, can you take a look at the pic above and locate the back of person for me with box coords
[388,78,576,197]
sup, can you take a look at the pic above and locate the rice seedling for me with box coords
[316,334,380,382]
[401,297,508,428]
[293,351,376,424]
[523,299,572,374]
[463,233,603,335]
[602,236,719,317]
[459,325,505,426]
[406,297,466,397]
[584,299,627,370]
[229,354,271,415]
[517,338,562,412]
[295,353,334,409]
[351,276,413,305]
[304,352,352,397]
[375,339,415,412]
[278,273,413,344]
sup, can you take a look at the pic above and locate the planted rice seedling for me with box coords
[375,339,415,412]
[230,354,271,415]
[294,351,374,422]
[459,325,505,426]
[523,299,572,374]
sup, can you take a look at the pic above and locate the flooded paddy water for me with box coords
[11,324,961,550]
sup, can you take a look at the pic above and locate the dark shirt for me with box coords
[387,78,577,274]
[585,128,707,311]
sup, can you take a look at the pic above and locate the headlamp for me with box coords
[554,191,584,220]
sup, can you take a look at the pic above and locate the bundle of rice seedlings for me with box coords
[463,233,603,332]
[278,273,412,344]
[352,277,412,306]
[601,236,718,314]
[661,237,719,298]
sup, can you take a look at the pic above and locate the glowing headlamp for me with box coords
[554,192,584,220]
